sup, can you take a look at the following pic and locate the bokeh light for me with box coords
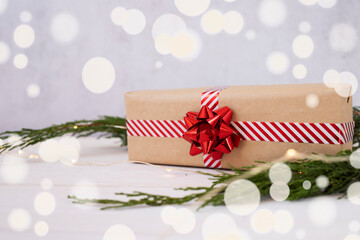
[299,21,311,33]
[245,30,256,40]
[323,69,357,97]
[323,69,340,88]
[122,9,146,35]
[174,0,210,17]
[0,0,7,15]
[1,155,28,184]
[41,178,53,190]
[292,64,307,79]
[82,57,116,94]
[350,149,360,169]
[26,83,41,98]
[152,13,187,40]
[202,213,249,240]
[302,180,311,190]
[258,0,287,27]
[39,139,62,163]
[7,208,31,232]
[318,0,337,8]
[201,10,224,35]
[224,179,261,216]
[13,53,28,69]
[344,234,360,240]
[223,11,244,35]
[273,210,294,234]
[34,221,49,236]
[347,182,360,205]
[103,224,136,240]
[34,192,56,216]
[13,24,35,48]
[59,136,81,152]
[251,209,275,233]
[315,175,329,189]
[307,197,336,226]
[155,60,163,69]
[161,206,195,234]
[51,12,79,43]
[298,0,318,6]
[292,34,314,59]
[329,23,357,53]
[269,163,292,184]
[111,7,127,26]
[0,41,10,64]
[170,32,194,58]
[305,93,319,108]
[60,144,79,166]
[349,220,360,233]
[71,179,99,209]
[269,182,290,201]
[296,229,306,239]
[266,51,289,75]
[20,11,32,23]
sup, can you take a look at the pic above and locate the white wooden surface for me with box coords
[1,138,360,240]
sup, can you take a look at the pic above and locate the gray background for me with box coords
[0,0,359,132]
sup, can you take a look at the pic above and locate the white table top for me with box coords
[1,138,360,240]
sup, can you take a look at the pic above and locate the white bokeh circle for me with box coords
[224,179,261,216]
[103,224,136,240]
[329,23,357,53]
[348,182,360,205]
[303,180,311,190]
[223,11,244,35]
[34,192,56,216]
[20,11,32,23]
[350,150,360,169]
[1,155,28,184]
[51,13,79,43]
[174,0,211,17]
[82,57,116,94]
[305,93,319,108]
[258,0,287,27]
[298,0,318,5]
[293,64,307,79]
[0,0,7,15]
[13,53,28,69]
[273,210,294,234]
[269,163,292,184]
[111,7,127,26]
[8,208,31,232]
[201,10,224,35]
[39,139,61,162]
[299,21,311,33]
[266,51,289,75]
[122,9,146,35]
[34,221,49,236]
[270,182,290,201]
[152,14,187,40]
[13,24,35,48]
[26,83,40,98]
[251,209,275,233]
[318,0,337,8]
[307,197,336,226]
[315,175,329,189]
[292,34,314,59]
[0,41,10,64]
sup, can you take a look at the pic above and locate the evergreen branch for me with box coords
[0,116,127,153]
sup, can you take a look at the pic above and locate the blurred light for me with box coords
[293,64,307,79]
[299,21,311,33]
[302,180,311,190]
[0,0,7,15]
[41,178,53,190]
[201,10,224,35]
[224,179,261,216]
[286,148,297,158]
[270,182,290,201]
[170,32,194,58]
[245,30,256,40]
[60,144,79,166]
[292,34,314,59]
[13,53,28,69]
[174,0,210,17]
[13,24,35,48]
[266,51,289,75]
[20,11,32,23]
[155,34,172,55]
[298,0,318,6]
[171,208,196,234]
[155,60,163,69]
[202,213,243,240]
[318,0,337,8]
[323,69,340,88]
[251,209,275,233]
[39,139,61,163]
[329,24,357,53]
[71,180,99,209]
[269,163,292,184]
[347,182,360,205]
[122,9,146,35]
[26,83,40,98]
[223,11,244,35]
[305,93,319,108]
[161,206,177,225]
[34,192,56,216]
[111,7,127,26]
[307,197,336,226]
[51,13,79,43]
[336,71,358,97]
[296,229,306,239]
[34,221,49,236]
[152,13,187,40]
[349,220,360,233]
[7,208,31,232]
[58,136,81,152]
[103,224,136,240]
[258,0,287,27]
[315,175,329,189]
[0,41,10,64]
[1,155,28,184]
[344,234,360,240]
[273,210,294,233]
[350,150,360,169]
[82,57,116,94]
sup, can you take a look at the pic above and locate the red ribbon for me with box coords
[182,105,241,161]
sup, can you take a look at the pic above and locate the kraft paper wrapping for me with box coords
[125,84,353,169]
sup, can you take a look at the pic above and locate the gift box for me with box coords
[125,84,354,169]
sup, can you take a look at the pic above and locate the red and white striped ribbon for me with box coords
[127,86,355,169]
[127,119,355,145]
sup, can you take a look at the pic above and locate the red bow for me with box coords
[182,105,240,161]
